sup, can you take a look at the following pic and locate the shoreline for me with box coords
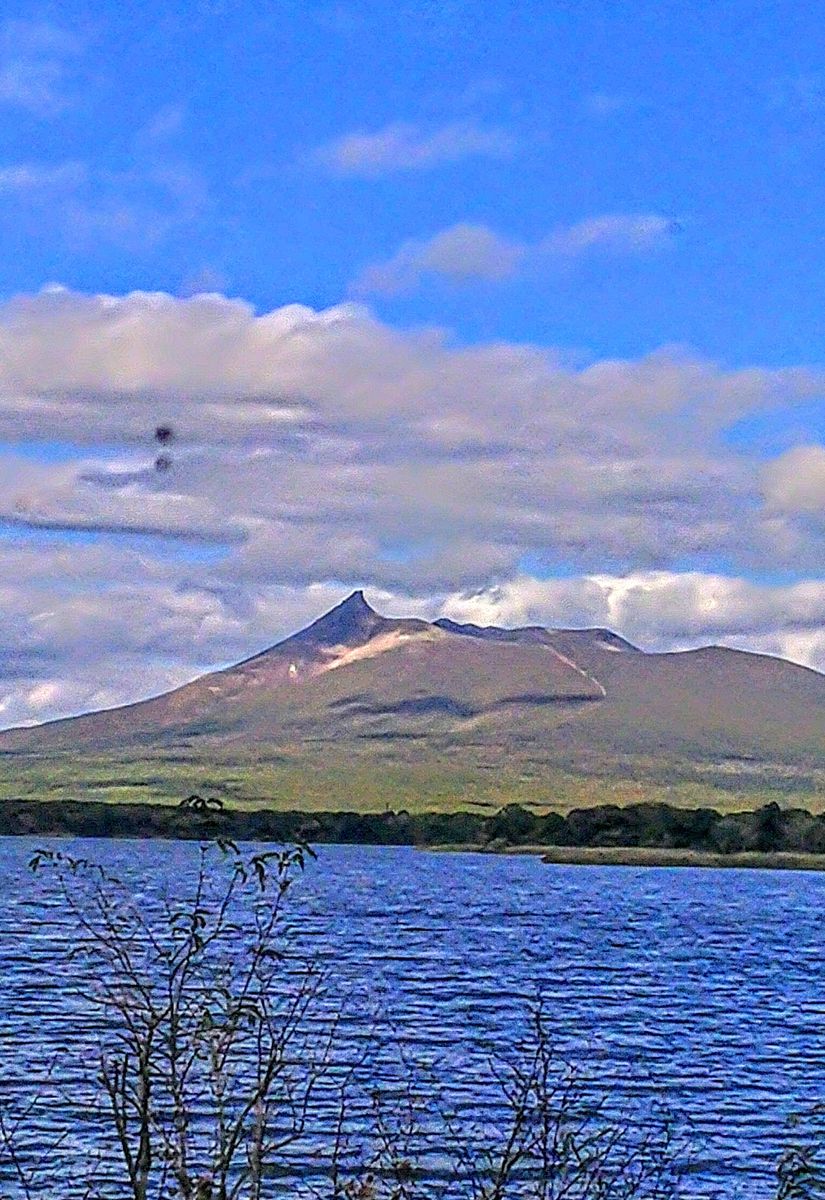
[1,798,825,870]
[427,843,825,870]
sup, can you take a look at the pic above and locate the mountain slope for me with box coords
[0,592,823,806]
[0,591,604,753]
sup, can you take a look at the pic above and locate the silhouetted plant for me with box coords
[325,1003,686,1200]
[776,1105,825,1199]
[2,839,324,1199]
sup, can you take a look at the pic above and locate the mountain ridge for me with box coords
[0,591,823,810]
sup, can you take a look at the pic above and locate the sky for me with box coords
[0,0,823,727]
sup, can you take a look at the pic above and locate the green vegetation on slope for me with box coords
[0,749,822,814]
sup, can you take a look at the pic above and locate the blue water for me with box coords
[0,839,823,1197]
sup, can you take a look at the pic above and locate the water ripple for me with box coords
[0,840,823,1197]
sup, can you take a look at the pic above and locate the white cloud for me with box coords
[0,289,816,565]
[354,213,679,294]
[0,287,821,724]
[309,119,515,177]
[543,213,679,256]
[1,551,824,728]
[0,537,361,725]
[438,572,825,670]
[352,222,525,295]
[0,19,84,116]
[762,444,825,514]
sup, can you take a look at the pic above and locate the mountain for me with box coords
[1,591,824,809]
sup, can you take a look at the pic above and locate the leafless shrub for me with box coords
[776,1104,825,1199]
[324,1002,685,1200]
[2,839,327,1200]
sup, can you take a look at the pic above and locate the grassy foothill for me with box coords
[0,750,822,818]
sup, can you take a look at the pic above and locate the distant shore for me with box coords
[427,843,825,870]
[1,798,825,869]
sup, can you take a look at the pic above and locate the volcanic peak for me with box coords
[292,589,382,650]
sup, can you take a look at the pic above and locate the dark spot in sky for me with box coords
[155,425,174,444]
[155,454,173,472]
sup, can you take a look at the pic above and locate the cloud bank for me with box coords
[0,286,822,725]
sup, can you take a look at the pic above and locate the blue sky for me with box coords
[2,0,824,362]
[0,0,823,724]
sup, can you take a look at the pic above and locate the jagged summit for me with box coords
[338,589,372,613]
[228,589,440,687]
[289,589,382,649]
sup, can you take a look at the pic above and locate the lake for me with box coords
[0,838,823,1197]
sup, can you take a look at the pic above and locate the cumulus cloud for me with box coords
[0,537,364,725]
[309,119,515,177]
[352,222,525,295]
[0,286,821,724]
[0,287,817,564]
[439,572,825,653]
[354,213,679,294]
[435,572,825,679]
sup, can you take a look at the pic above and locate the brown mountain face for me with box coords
[1,592,824,790]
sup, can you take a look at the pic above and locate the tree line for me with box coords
[1,796,825,855]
